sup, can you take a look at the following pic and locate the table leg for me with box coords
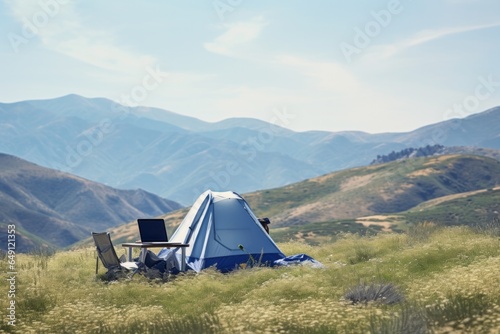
[140,248,147,264]
[128,246,133,262]
[181,247,186,272]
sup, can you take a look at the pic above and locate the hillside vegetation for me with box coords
[370,144,445,165]
[244,154,500,226]
[269,186,500,245]
[404,187,500,226]
[1,225,499,333]
[370,145,500,166]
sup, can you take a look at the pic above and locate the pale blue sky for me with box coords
[1,0,499,133]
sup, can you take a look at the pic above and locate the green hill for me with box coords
[403,186,500,227]
[244,154,500,226]
[269,186,500,245]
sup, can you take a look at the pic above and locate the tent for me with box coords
[161,190,285,272]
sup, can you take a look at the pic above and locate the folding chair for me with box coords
[92,232,139,278]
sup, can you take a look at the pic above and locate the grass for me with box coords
[1,225,499,333]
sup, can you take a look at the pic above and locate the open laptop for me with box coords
[137,218,168,243]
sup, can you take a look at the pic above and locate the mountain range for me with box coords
[1,95,499,205]
[0,153,181,252]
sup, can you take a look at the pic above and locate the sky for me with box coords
[1,0,499,134]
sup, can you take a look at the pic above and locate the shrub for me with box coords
[344,283,404,305]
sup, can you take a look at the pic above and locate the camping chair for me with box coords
[92,232,140,278]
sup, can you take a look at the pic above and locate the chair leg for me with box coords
[96,257,99,275]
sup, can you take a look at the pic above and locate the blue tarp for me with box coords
[273,253,324,268]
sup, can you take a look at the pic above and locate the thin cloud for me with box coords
[46,33,156,73]
[4,0,40,19]
[204,16,268,57]
[5,0,157,73]
[276,55,360,93]
[370,22,500,59]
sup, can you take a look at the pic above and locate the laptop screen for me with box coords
[137,219,168,242]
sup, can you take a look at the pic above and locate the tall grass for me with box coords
[1,225,499,333]
[406,221,441,244]
[473,217,500,237]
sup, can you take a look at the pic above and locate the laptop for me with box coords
[137,218,168,243]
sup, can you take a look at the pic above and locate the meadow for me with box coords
[1,223,499,333]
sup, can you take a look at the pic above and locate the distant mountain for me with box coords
[1,95,499,204]
[388,107,500,148]
[0,153,182,252]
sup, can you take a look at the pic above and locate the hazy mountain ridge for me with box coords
[0,153,182,252]
[1,95,499,204]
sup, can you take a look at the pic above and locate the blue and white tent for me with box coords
[164,190,285,272]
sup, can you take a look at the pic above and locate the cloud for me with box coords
[368,22,500,60]
[271,54,417,131]
[5,0,157,73]
[204,16,268,57]
[402,22,500,48]
[45,32,156,73]
[276,55,360,93]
